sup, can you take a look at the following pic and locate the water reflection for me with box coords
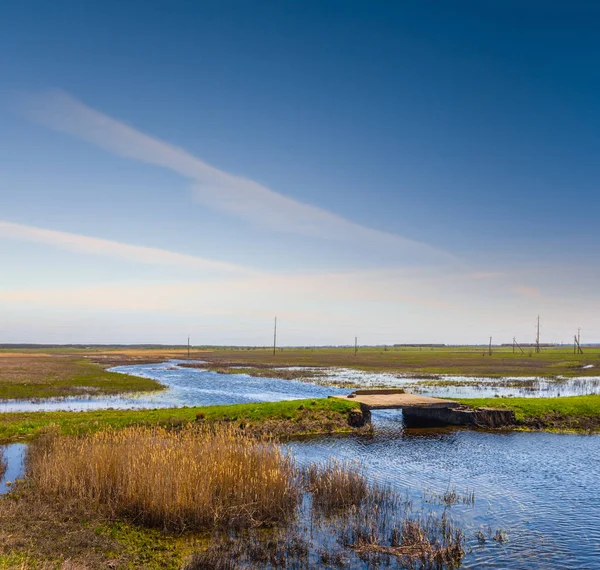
[0,361,347,413]
[314,368,600,398]
[1,361,598,414]
[0,443,26,495]
[287,410,600,569]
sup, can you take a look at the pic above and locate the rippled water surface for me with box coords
[1,362,599,568]
[288,412,600,569]
[0,361,348,412]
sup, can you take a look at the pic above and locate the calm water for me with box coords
[0,443,26,494]
[0,362,598,568]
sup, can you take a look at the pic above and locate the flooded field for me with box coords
[0,362,598,568]
[1,360,599,413]
[0,361,347,412]
[284,366,600,398]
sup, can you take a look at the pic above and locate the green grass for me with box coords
[192,345,600,378]
[0,398,361,443]
[0,355,163,400]
[458,394,600,432]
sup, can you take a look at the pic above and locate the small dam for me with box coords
[334,389,515,429]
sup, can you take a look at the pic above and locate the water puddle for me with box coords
[0,443,26,495]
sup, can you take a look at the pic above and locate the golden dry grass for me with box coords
[28,425,299,531]
[304,459,369,515]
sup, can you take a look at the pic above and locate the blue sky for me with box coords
[1,1,599,344]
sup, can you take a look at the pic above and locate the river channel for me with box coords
[1,361,598,568]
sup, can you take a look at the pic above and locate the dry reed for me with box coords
[304,459,369,514]
[27,425,299,531]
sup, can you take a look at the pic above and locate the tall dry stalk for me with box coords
[304,459,369,514]
[27,425,299,531]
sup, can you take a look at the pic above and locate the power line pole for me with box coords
[489,336,492,356]
[535,315,541,353]
[187,336,190,360]
[273,316,277,356]
[354,336,358,357]
[513,338,525,355]
[574,329,584,355]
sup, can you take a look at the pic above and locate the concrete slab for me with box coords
[333,392,459,410]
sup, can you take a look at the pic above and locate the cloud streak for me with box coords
[0,220,250,273]
[19,89,454,264]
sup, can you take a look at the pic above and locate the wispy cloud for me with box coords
[512,286,540,297]
[471,271,505,279]
[18,89,454,264]
[0,220,250,273]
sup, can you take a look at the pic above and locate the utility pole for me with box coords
[354,336,358,357]
[187,336,190,360]
[574,329,584,355]
[489,336,492,356]
[535,316,541,353]
[513,337,525,355]
[273,317,277,356]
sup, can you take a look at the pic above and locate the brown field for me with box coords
[1,344,598,402]
[0,352,163,399]
[185,345,600,378]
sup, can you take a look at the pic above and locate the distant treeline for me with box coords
[393,344,446,348]
[499,343,557,347]
[0,344,187,349]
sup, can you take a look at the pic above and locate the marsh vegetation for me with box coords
[1,425,466,569]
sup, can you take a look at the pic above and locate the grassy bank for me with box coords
[458,394,600,432]
[0,398,363,443]
[0,353,163,399]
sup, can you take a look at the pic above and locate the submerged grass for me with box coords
[186,345,600,378]
[304,459,369,515]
